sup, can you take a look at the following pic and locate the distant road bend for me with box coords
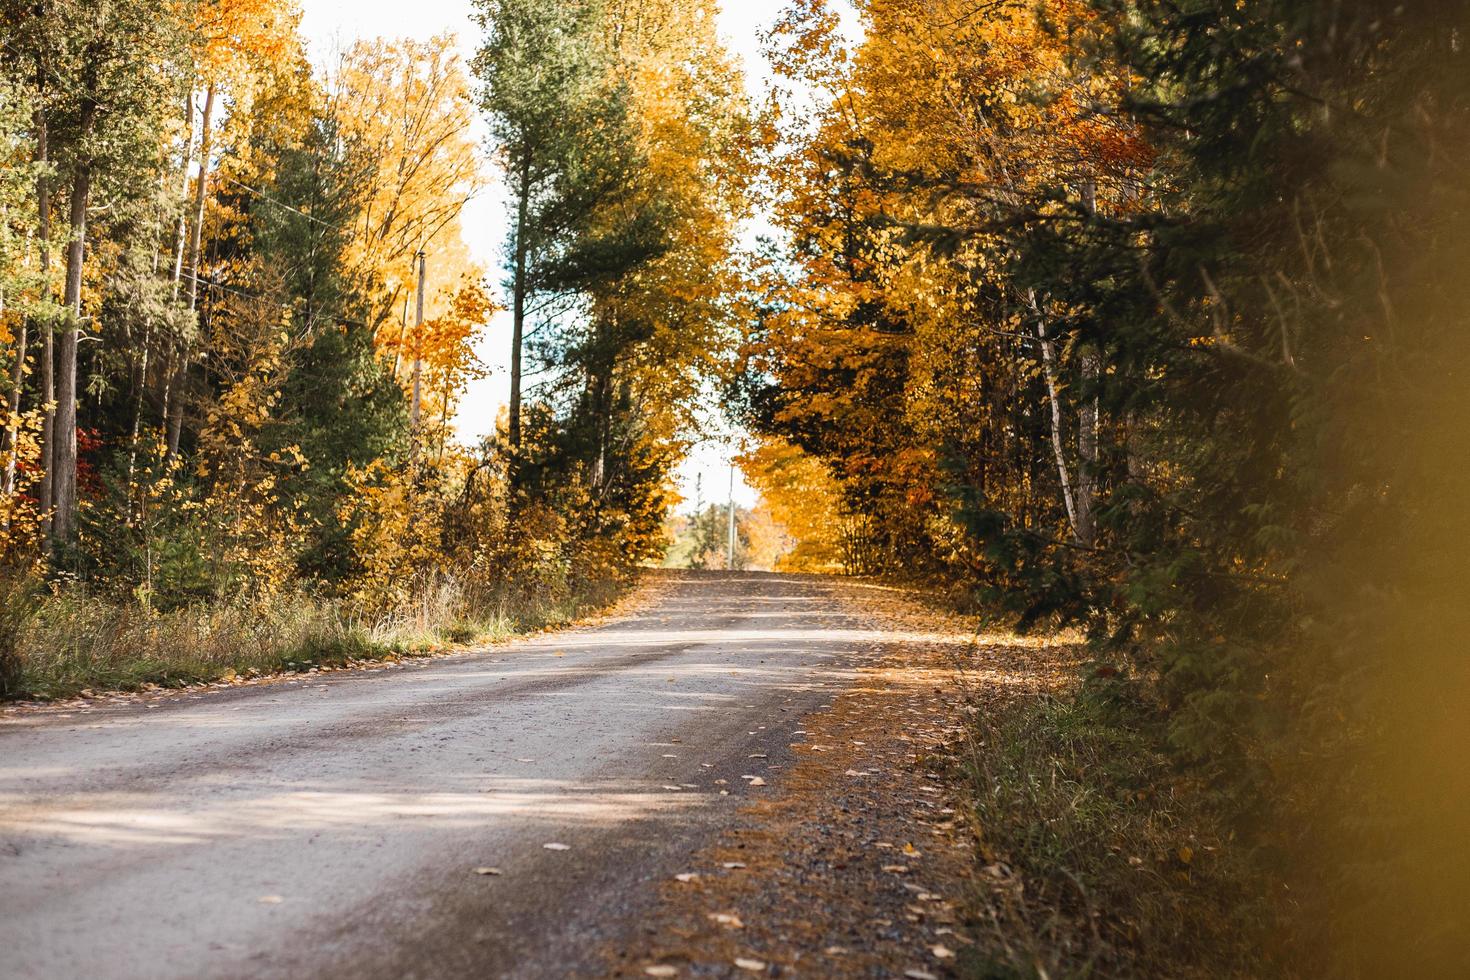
[0,571,886,979]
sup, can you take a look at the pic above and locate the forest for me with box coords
[0,0,748,690]
[2,0,1467,975]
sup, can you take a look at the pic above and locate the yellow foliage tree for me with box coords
[327,35,484,357]
[737,437,845,573]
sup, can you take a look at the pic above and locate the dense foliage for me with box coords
[0,0,745,692]
[741,0,1470,972]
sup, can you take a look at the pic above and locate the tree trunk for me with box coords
[53,161,91,543]
[170,89,195,300]
[508,157,529,450]
[1030,288,1079,538]
[34,101,54,543]
[590,319,612,491]
[167,82,215,458]
[185,83,215,314]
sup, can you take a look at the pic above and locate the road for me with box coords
[0,571,886,979]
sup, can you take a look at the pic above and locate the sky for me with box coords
[297,0,851,513]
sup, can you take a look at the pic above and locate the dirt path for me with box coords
[0,571,896,979]
[0,571,1064,979]
[603,581,1041,980]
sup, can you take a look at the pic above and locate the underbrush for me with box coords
[956,677,1269,979]
[0,568,632,702]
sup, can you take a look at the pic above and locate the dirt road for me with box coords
[0,571,893,979]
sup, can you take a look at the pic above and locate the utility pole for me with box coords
[726,461,736,571]
[409,250,425,461]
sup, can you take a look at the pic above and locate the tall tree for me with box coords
[472,0,643,451]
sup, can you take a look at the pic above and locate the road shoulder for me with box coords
[607,579,1080,979]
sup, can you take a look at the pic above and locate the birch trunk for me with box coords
[167,82,215,458]
[1030,288,1079,538]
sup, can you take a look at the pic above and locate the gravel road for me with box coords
[0,571,884,979]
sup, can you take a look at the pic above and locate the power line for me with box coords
[217,174,351,234]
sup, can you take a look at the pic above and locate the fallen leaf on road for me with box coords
[707,912,744,929]
[722,861,746,869]
[902,843,921,857]
[748,753,767,759]
[674,873,699,883]
[473,867,502,876]
[734,958,766,972]
[662,785,683,791]
[931,944,956,960]
[542,842,570,851]
[662,753,678,758]
[644,967,677,977]
[745,776,767,787]
[881,865,909,873]
[824,946,848,956]
[904,970,938,980]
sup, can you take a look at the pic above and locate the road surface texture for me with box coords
[0,570,899,979]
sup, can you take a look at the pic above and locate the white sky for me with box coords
[298,0,859,512]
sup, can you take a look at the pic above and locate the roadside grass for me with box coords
[846,578,1271,977]
[955,676,1269,979]
[0,571,631,702]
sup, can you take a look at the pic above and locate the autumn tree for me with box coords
[473,0,660,452]
[326,35,482,348]
[165,0,300,456]
[737,437,843,572]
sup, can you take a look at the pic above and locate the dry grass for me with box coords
[0,569,631,701]
[957,688,1267,979]
[829,579,1270,978]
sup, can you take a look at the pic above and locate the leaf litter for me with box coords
[597,579,994,978]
